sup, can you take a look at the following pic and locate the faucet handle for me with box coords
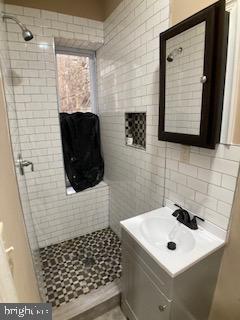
[190,215,205,230]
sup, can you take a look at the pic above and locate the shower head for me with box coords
[22,29,34,41]
[167,47,183,62]
[2,13,33,41]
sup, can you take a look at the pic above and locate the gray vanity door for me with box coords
[122,245,171,320]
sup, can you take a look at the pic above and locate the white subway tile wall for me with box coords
[3,0,240,250]
[97,0,170,235]
[97,0,240,235]
[5,4,108,247]
[165,143,240,230]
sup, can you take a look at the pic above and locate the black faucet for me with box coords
[172,204,205,230]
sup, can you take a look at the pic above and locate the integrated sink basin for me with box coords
[140,216,196,253]
[120,205,226,277]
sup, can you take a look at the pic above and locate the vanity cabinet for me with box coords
[121,229,223,320]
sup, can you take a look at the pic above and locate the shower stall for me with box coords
[0,5,122,312]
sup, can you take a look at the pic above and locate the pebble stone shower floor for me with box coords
[40,227,122,307]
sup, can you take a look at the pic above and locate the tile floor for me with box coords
[94,307,126,320]
[40,228,122,307]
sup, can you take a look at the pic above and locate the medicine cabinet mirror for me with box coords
[159,0,229,149]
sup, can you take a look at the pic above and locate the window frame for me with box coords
[55,47,98,114]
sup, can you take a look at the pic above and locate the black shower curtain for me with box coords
[60,112,104,192]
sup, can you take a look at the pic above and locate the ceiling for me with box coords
[5,0,123,21]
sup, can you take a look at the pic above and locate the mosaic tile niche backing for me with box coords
[125,113,146,149]
[40,228,122,307]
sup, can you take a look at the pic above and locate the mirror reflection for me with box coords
[165,22,206,135]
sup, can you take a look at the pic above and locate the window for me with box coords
[55,48,98,193]
[56,48,97,113]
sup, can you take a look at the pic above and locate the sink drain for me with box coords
[167,242,176,250]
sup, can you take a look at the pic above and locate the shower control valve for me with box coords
[16,153,34,175]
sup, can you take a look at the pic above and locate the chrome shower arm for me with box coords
[2,13,26,29]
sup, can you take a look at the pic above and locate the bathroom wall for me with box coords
[209,173,240,319]
[97,0,170,235]
[5,4,109,247]
[164,144,239,230]
[97,0,240,234]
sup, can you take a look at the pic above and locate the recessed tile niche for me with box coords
[125,112,146,149]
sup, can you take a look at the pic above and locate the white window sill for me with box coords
[66,181,108,195]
